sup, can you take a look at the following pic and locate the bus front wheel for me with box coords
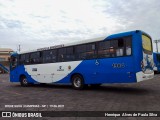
[20,76,29,87]
[71,74,84,90]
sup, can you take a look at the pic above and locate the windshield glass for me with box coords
[10,56,17,70]
[142,35,152,54]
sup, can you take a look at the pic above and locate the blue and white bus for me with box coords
[10,30,154,89]
[153,52,160,73]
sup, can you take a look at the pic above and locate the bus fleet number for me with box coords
[112,63,125,68]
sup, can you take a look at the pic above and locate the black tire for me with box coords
[71,74,85,90]
[20,76,29,87]
[40,83,46,86]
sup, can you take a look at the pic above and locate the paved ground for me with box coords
[0,74,160,120]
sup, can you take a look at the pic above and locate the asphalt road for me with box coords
[0,74,160,120]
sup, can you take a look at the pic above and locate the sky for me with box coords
[0,0,160,52]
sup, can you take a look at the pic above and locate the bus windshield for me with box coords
[142,35,152,54]
[10,55,17,70]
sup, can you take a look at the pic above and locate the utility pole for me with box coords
[154,40,160,53]
[18,44,21,53]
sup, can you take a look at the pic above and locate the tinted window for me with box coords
[51,50,57,62]
[25,54,30,64]
[65,47,75,61]
[125,37,132,56]
[75,43,96,60]
[98,41,111,58]
[86,43,96,59]
[116,39,124,57]
[75,45,86,53]
[19,54,25,64]
[30,52,42,64]
[44,50,57,63]
[75,45,86,60]
[58,48,66,62]
[98,36,132,58]
[110,40,118,57]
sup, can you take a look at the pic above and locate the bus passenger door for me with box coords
[94,58,111,83]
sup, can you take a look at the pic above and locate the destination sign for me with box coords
[37,44,64,51]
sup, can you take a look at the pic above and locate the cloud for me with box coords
[0,0,160,52]
[104,0,160,51]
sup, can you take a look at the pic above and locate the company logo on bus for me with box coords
[57,66,64,71]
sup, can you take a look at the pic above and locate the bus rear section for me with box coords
[136,33,154,82]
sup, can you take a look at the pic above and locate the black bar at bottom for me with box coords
[1,111,160,117]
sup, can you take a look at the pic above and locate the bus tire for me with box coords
[71,74,84,90]
[20,76,29,87]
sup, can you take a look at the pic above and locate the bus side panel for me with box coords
[56,57,136,84]
[10,67,19,82]
[153,53,158,71]
[95,57,136,84]
[55,60,97,84]
[10,65,38,83]
[24,61,82,84]
[132,32,143,74]
[153,53,160,72]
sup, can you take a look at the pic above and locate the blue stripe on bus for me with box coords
[10,65,38,83]
[56,57,137,84]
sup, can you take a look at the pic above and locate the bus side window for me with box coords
[58,48,66,62]
[110,40,118,57]
[98,41,110,58]
[19,54,25,65]
[25,54,30,64]
[51,49,57,63]
[75,44,86,60]
[116,38,124,57]
[43,50,52,63]
[65,47,74,61]
[86,43,96,59]
[125,37,132,56]
[43,50,56,63]
[30,52,41,64]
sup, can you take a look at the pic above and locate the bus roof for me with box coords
[105,30,151,40]
[20,36,106,54]
[19,30,149,54]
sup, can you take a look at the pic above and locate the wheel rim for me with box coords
[23,78,28,85]
[73,77,81,88]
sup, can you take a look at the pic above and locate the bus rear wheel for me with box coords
[71,74,84,90]
[20,76,29,87]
